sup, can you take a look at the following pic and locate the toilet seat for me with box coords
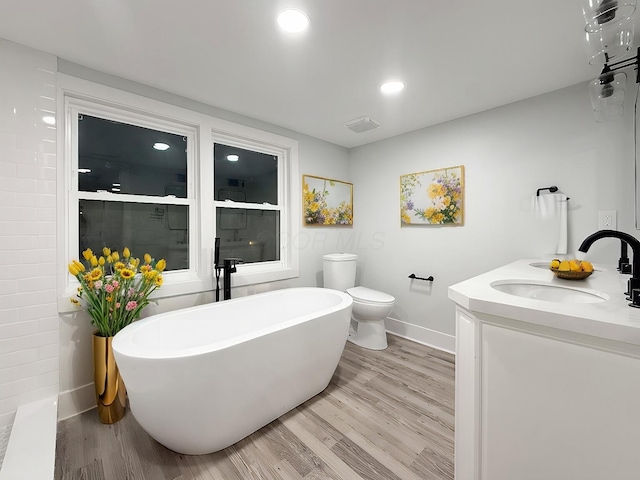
[347,286,395,305]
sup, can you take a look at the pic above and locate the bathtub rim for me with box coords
[113,287,352,360]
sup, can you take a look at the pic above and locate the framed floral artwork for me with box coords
[400,165,464,226]
[303,175,353,226]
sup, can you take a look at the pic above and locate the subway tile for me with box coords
[35,179,55,195]
[0,289,56,309]
[37,316,58,333]
[0,176,36,193]
[0,132,15,150]
[17,304,56,322]
[37,235,56,249]
[36,222,55,236]
[0,162,16,178]
[0,310,18,325]
[0,376,38,401]
[39,153,56,167]
[0,280,18,296]
[0,221,17,235]
[0,266,30,281]
[0,235,38,250]
[0,205,37,221]
[0,349,38,370]
[0,321,39,340]
[0,330,58,356]
[37,207,55,222]
[16,276,55,293]
[37,343,58,361]
[0,357,57,386]
[35,262,56,277]
[13,222,38,236]
[0,192,16,207]
[13,192,39,207]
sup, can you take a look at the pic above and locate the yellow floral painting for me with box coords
[400,165,464,226]
[303,175,353,226]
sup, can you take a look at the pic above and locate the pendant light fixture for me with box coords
[582,0,639,120]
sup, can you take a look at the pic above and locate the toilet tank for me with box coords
[323,253,357,291]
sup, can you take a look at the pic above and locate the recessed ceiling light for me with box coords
[153,142,170,151]
[380,80,405,94]
[42,116,55,125]
[227,154,239,162]
[277,9,310,33]
[78,168,92,174]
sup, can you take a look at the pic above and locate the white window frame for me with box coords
[56,74,299,312]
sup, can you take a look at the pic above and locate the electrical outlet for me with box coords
[598,210,617,230]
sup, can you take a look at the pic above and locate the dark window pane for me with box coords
[214,144,278,204]
[78,115,188,198]
[215,208,279,264]
[79,200,189,271]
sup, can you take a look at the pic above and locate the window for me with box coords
[76,114,192,271]
[57,75,299,311]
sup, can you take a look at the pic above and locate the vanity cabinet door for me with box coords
[480,324,640,480]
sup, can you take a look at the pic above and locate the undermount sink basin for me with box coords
[490,280,609,304]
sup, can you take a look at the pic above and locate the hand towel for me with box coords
[532,193,568,256]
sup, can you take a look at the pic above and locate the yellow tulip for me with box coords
[156,259,166,272]
[123,247,131,258]
[68,263,80,276]
[144,253,152,265]
[82,248,93,261]
[112,251,120,261]
[90,256,98,267]
[98,256,105,266]
[107,255,113,263]
[102,247,111,256]
[73,260,85,272]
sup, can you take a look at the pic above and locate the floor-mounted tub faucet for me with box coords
[223,258,242,300]
[578,229,640,306]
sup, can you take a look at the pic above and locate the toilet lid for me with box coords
[347,286,395,305]
[323,253,358,262]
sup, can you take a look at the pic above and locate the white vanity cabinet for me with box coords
[450,260,640,480]
[455,307,640,480]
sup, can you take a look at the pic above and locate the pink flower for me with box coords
[128,287,136,296]
[105,284,114,293]
[125,301,137,311]
[112,280,119,288]
[115,302,121,308]
[94,280,103,290]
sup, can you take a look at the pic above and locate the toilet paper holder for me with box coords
[408,273,434,282]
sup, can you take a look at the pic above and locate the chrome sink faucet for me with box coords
[578,229,640,306]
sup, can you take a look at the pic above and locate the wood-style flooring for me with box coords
[55,334,455,480]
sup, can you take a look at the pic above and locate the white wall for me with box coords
[0,39,59,429]
[349,82,635,351]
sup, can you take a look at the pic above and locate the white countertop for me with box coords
[448,259,640,346]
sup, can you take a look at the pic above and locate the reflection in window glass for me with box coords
[214,144,278,204]
[80,200,189,271]
[78,115,188,197]
[215,208,280,264]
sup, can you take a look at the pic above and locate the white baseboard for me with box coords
[385,317,455,355]
[57,383,96,421]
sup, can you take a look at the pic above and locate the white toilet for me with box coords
[323,253,395,350]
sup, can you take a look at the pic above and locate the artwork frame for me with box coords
[303,175,353,226]
[400,165,464,226]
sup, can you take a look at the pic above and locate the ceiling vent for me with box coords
[345,116,381,133]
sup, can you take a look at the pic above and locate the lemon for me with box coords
[581,261,594,273]
[558,260,571,272]
[569,260,582,272]
[550,259,560,269]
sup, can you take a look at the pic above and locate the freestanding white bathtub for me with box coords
[112,287,352,455]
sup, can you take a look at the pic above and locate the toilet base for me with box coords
[347,318,388,350]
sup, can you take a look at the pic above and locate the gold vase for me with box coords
[93,332,126,424]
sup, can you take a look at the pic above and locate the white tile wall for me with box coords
[0,39,58,430]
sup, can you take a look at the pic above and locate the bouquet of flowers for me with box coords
[68,247,166,337]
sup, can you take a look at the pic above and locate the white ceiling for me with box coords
[0,0,632,148]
